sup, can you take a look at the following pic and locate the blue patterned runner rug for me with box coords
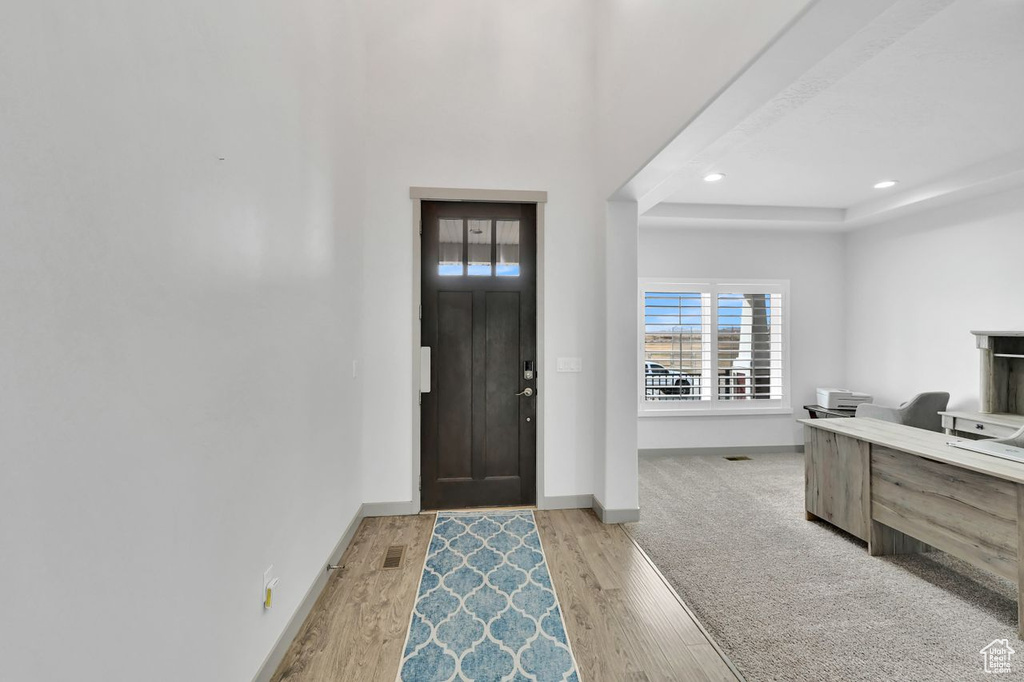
[397,510,581,682]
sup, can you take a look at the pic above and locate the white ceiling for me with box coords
[624,0,1024,229]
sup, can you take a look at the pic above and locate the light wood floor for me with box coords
[271,509,739,682]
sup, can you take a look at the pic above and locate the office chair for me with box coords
[855,391,950,432]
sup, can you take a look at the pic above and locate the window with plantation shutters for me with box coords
[642,290,711,401]
[639,280,790,415]
[716,291,784,401]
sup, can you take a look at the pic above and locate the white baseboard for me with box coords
[538,494,594,510]
[592,496,641,524]
[363,500,420,517]
[251,503,364,682]
[639,444,804,458]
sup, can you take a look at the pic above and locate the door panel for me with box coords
[437,292,473,480]
[421,201,537,509]
[485,292,520,478]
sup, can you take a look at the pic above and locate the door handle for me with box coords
[516,387,535,397]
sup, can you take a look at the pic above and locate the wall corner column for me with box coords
[598,200,640,522]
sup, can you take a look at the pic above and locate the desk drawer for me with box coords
[953,418,1016,438]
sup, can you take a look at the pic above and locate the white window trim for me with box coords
[638,278,792,418]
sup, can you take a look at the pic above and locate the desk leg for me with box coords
[868,520,932,556]
[1017,485,1024,638]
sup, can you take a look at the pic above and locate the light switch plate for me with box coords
[556,357,582,373]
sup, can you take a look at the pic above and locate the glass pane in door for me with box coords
[439,218,464,276]
[467,219,492,276]
[496,220,520,276]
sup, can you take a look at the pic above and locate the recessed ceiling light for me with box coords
[873,180,898,189]
[704,173,726,183]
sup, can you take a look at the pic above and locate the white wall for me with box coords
[0,1,366,681]
[602,202,641,511]
[595,0,814,196]
[846,187,1024,411]
[0,1,848,677]
[637,226,847,450]
[358,0,603,505]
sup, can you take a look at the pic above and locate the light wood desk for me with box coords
[801,417,1024,636]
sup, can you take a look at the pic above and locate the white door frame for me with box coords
[410,187,547,511]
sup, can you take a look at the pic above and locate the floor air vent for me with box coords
[382,545,406,570]
[725,456,752,461]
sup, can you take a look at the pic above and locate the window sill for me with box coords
[638,406,794,418]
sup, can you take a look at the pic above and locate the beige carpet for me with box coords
[626,451,1024,681]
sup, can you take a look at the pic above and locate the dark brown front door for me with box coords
[421,201,537,509]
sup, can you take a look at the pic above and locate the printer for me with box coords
[816,388,873,410]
